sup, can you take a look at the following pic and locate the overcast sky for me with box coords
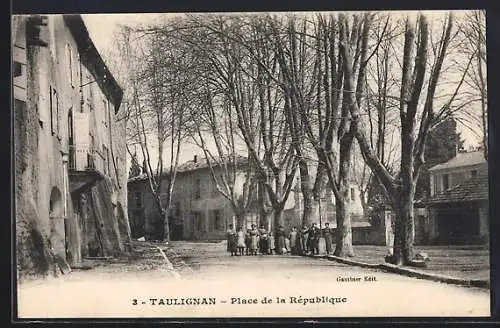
[81,11,483,171]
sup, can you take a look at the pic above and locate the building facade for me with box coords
[426,150,488,244]
[128,156,253,241]
[13,14,130,279]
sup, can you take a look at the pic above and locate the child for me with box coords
[236,227,246,256]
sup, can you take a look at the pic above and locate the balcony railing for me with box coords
[69,144,106,174]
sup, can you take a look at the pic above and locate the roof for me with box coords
[426,174,489,204]
[127,155,249,184]
[429,150,486,172]
[63,15,123,114]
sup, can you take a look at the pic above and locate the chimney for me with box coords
[194,155,197,163]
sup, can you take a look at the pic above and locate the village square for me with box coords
[13,11,491,318]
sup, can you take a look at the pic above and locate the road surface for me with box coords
[17,241,491,318]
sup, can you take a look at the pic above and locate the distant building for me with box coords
[128,155,371,242]
[128,155,256,241]
[426,150,488,244]
[14,14,130,278]
[282,179,371,242]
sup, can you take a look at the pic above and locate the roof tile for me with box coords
[427,173,489,204]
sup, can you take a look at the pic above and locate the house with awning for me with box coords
[426,150,489,245]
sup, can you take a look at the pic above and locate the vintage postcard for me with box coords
[13,10,491,319]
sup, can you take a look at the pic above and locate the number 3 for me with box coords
[132,299,138,305]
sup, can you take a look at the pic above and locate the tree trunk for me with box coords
[274,207,284,231]
[235,213,244,229]
[260,208,273,231]
[334,125,355,257]
[302,188,315,227]
[391,188,415,265]
[161,208,171,243]
[298,157,315,227]
[334,191,354,257]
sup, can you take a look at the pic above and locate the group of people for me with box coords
[226,222,336,256]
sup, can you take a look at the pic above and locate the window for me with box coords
[208,209,223,232]
[442,174,449,191]
[86,74,93,111]
[103,145,110,175]
[88,134,96,168]
[350,188,355,201]
[194,179,201,200]
[471,170,477,177]
[103,99,108,127]
[49,86,59,136]
[67,44,73,88]
[134,191,142,208]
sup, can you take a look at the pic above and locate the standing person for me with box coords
[269,229,275,255]
[258,225,269,255]
[236,226,246,256]
[226,224,237,256]
[300,224,309,255]
[323,222,333,255]
[245,228,252,256]
[289,227,298,255]
[275,225,286,255]
[250,224,259,255]
[309,223,320,255]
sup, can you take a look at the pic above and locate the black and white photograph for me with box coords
[13,10,491,318]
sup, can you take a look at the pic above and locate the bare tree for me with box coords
[190,82,257,227]
[114,25,193,241]
[269,13,378,256]
[171,14,299,231]
[459,10,487,158]
[345,13,473,265]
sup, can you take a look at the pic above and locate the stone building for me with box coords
[426,150,489,244]
[128,155,255,241]
[13,14,130,280]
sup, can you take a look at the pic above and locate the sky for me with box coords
[81,11,484,172]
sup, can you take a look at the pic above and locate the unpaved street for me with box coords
[17,241,490,318]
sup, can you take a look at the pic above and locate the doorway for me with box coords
[49,187,66,256]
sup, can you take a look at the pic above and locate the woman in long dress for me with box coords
[250,224,259,255]
[258,225,269,255]
[245,229,252,255]
[226,224,237,256]
[269,230,275,255]
[236,227,246,256]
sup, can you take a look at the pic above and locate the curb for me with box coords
[309,254,489,289]
[378,263,490,289]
